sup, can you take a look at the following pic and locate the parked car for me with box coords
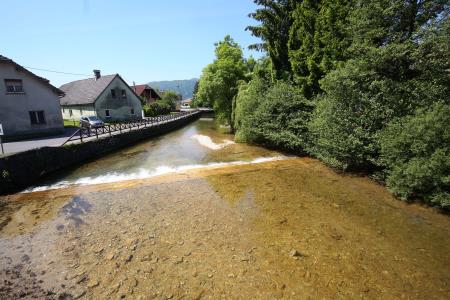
[181,103,191,109]
[80,116,104,129]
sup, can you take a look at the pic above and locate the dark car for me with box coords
[80,116,104,129]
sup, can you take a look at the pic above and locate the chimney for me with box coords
[93,69,101,80]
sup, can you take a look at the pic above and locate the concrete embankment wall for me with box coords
[0,113,200,195]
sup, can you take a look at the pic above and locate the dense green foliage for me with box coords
[308,2,450,171]
[191,80,199,103]
[378,103,450,208]
[160,90,180,105]
[235,78,313,153]
[142,100,173,117]
[143,92,176,117]
[288,0,353,98]
[197,0,450,208]
[194,35,247,126]
[247,0,297,79]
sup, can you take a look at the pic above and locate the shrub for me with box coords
[378,103,450,208]
[234,79,313,153]
[143,100,173,117]
[307,41,449,171]
[233,77,268,142]
[307,60,402,171]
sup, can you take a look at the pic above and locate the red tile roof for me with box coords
[132,84,147,96]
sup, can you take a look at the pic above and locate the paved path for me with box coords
[1,112,200,156]
[1,127,78,155]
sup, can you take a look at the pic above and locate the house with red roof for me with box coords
[131,84,161,105]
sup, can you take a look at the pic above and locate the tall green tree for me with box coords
[308,1,450,171]
[195,35,247,126]
[288,0,353,98]
[247,0,298,80]
[191,80,199,102]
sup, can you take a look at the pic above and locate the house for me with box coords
[0,55,64,138]
[131,84,161,105]
[60,70,143,122]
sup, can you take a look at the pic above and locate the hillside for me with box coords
[148,78,198,100]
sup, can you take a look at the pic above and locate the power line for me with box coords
[23,66,92,77]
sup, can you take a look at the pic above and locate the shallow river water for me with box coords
[0,118,449,299]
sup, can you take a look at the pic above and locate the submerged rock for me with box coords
[290,249,304,258]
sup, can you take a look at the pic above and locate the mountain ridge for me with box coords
[148,78,198,100]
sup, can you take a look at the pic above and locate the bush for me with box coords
[378,103,450,208]
[234,79,313,153]
[307,41,449,171]
[307,60,401,170]
[233,77,268,141]
[143,100,173,117]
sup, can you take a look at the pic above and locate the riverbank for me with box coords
[0,112,200,194]
[1,157,449,299]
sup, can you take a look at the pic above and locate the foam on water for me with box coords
[23,156,287,193]
[191,134,235,150]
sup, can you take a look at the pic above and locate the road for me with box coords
[1,127,78,155]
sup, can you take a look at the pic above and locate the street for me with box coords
[1,127,78,155]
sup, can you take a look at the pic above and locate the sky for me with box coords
[1,0,263,87]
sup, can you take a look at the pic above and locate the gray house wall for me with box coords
[0,63,64,137]
[61,105,95,120]
[95,76,143,122]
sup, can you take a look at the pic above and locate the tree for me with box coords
[195,35,247,126]
[350,0,449,49]
[307,1,450,171]
[192,80,199,102]
[378,102,450,208]
[247,0,298,80]
[288,0,353,98]
[160,90,179,110]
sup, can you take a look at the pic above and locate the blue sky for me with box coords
[1,0,262,87]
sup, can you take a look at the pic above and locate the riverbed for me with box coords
[0,118,449,299]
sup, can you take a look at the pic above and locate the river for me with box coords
[0,117,449,299]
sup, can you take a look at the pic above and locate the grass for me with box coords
[64,119,80,127]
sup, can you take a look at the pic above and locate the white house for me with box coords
[0,55,64,139]
[60,70,143,122]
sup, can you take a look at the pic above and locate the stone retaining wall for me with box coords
[0,113,200,194]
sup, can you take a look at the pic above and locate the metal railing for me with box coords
[62,111,199,145]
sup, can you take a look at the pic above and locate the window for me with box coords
[131,108,135,115]
[121,89,127,99]
[111,89,116,98]
[69,109,73,117]
[29,111,46,125]
[5,79,24,93]
[105,109,111,118]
